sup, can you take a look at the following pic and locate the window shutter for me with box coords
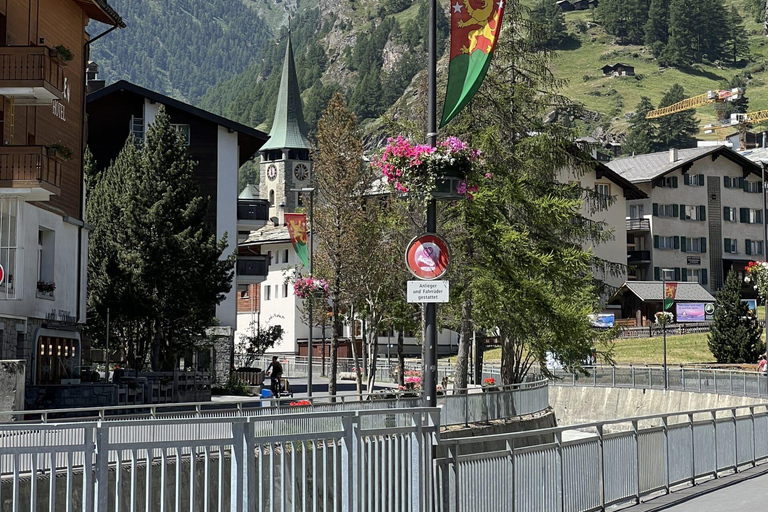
[724,176,731,188]
[725,238,731,252]
[759,210,764,224]
[654,267,660,280]
[741,208,749,223]
[701,237,707,253]
[746,239,752,255]
[683,174,690,185]
[672,176,679,188]
[674,268,681,281]
[699,205,706,221]
[682,268,688,281]
[698,174,705,186]
[674,236,680,249]
[681,236,687,252]
[654,235,659,249]
[701,269,708,285]
[739,177,746,190]
[653,203,659,216]
[723,206,729,220]
[674,204,680,218]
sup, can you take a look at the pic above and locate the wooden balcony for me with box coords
[237,198,269,232]
[0,146,62,200]
[0,46,66,105]
[236,255,269,285]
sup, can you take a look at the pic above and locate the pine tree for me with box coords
[708,270,764,363]
[87,107,234,371]
[598,0,650,43]
[660,0,698,66]
[724,9,750,64]
[623,97,658,155]
[644,0,669,56]
[531,0,568,48]
[656,84,699,149]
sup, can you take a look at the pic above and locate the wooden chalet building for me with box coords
[0,0,123,385]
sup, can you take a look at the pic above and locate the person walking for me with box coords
[266,356,283,396]
[758,355,767,373]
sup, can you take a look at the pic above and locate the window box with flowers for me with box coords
[36,281,55,299]
[372,136,485,206]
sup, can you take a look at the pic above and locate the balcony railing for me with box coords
[236,255,269,284]
[0,46,66,105]
[237,199,269,223]
[627,250,651,263]
[626,218,650,231]
[0,146,62,199]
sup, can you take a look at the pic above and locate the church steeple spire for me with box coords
[261,33,310,151]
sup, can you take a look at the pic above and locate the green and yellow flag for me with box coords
[285,213,310,268]
[441,0,506,128]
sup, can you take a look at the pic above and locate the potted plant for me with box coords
[36,281,56,295]
[53,45,74,63]
[293,276,329,300]
[49,143,74,161]
[289,399,311,407]
[371,135,484,205]
[482,377,499,392]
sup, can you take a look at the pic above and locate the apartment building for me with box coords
[558,160,647,297]
[87,79,270,382]
[606,147,763,293]
[0,0,122,384]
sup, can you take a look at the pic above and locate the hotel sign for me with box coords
[52,77,71,122]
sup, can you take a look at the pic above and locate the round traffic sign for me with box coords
[705,303,715,315]
[405,234,451,280]
[0,263,4,287]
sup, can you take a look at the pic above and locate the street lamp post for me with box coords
[761,160,768,381]
[661,268,674,390]
[291,187,315,396]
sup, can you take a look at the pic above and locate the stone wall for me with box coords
[549,385,765,430]
[25,384,117,411]
[0,360,25,412]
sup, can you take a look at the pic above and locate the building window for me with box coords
[724,238,739,254]
[269,190,275,206]
[684,237,706,253]
[297,192,304,208]
[657,176,678,188]
[689,269,703,283]
[171,124,191,145]
[240,287,249,299]
[267,251,272,264]
[36,229,55,298]
[283,283,289,297]
[684,174,704,186]
[745,180,762,193]
[657,236,676,250]
[0,198,20,300]
[740,208,763,224]
[682,205,705,221]
[284,249,289,263]
[593,183,611,210]
[130,116,144,142]
[263,284,271,301]
[723,207,737,222]
[654,203,677,217]
[629,204,644,219]
[746,239,764,256]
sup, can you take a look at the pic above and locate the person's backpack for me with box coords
[273,361,283,374]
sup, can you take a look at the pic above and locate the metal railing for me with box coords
[434,403,768,512]
[0,408,439,512]
[1,380,549,431]
[543,365,768,398]
[626,218,650,231]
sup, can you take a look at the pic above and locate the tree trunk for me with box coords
[329,287,340,399]
[350,305,362,398]
[453,294,472,393]
[764,0,768,36]
[397,330,405,388]
[366,326,379,392]
[361,316,368,383]
[473,331,484,384]
[500,329,515,385]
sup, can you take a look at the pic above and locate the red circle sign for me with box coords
[0,263,4,287]
[405,234,450,280]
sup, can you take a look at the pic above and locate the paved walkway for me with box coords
[660,472,768,511]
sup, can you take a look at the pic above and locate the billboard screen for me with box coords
[588,313,615,328]
[676,303,708,322]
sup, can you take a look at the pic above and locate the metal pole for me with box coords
[424,0,438,408]
[308,189,314,397]
[762,162,767,391]
[105,307,110,380]
[662,272,668,390]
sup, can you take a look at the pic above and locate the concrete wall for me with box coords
[550,385,764,428]
[0,360,25,411]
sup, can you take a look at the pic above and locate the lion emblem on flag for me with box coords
[457,0,502,54]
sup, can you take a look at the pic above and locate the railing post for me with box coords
[729,371,733,395]
[464,391,469,428]
[555,431,564,512]
[231,420,255,512]
[751,406,757,467]
[732,408,738,473]
[631,365,635,388]
[612,366,616,388]
[662,416,670,495]
[341,414,359,512]
[681,367,685,391]
[82,425,95,512]
[632,420,640,503]
[449,443,460,512]
[593,367,597,387]
[712,411,719,478]
[598,424,606,510]
[507,440,516,512]
[714,370,717,393]
[93,422,109,512]
[689,413,696,486]
[698,369,702,392]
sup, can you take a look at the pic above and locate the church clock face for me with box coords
[267,164,277,181]
[294,163,309,181]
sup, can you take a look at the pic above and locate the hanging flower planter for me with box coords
[293,277,329,300]
[372,136,482,205]
[746,261,768,298]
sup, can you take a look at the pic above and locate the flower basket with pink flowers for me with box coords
[293,277,329,300]
[372,135,483,205]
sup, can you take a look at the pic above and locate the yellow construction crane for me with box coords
[702,108,768,149]
[645,88,742,119]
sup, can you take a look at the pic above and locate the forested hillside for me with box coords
[90,0,768,147]
[89,0,273,102]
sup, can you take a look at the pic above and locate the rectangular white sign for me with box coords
[407,280,449,303]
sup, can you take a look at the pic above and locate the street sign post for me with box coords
[407,280,449,303]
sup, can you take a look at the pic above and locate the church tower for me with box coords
[259,33,312,221]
